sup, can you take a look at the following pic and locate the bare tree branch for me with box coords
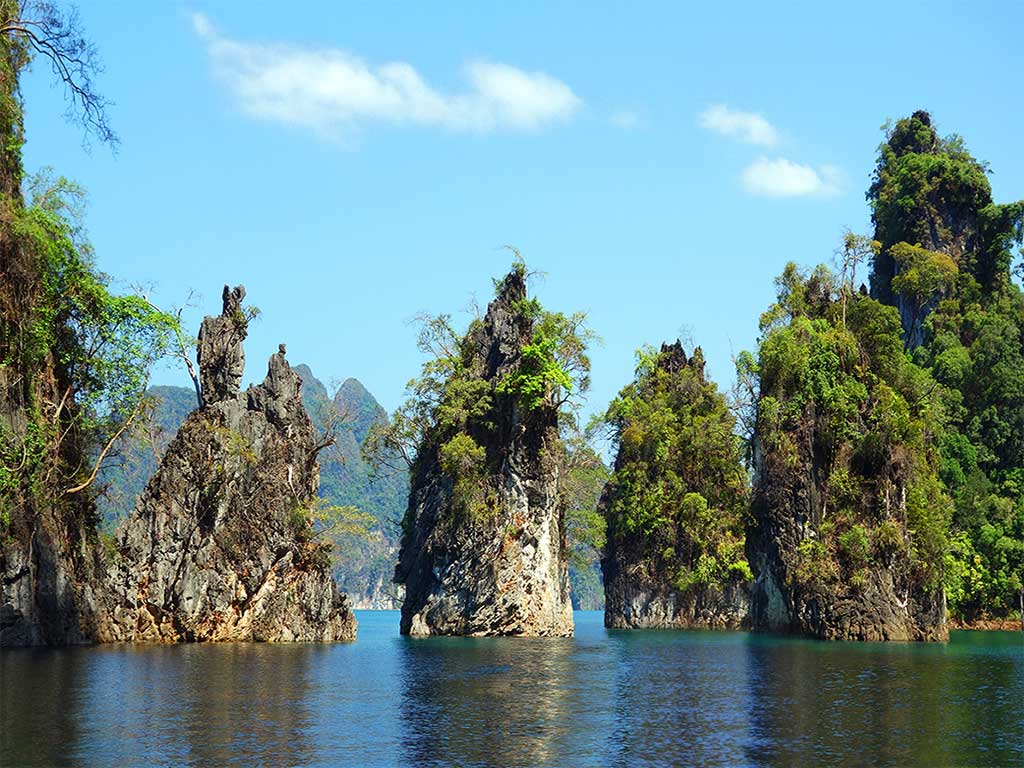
[64,384,147,494]
[143,293,202,407]
[1,2,118,150]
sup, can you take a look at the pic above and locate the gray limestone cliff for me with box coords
[99,286,356,642]
[395,269,573,636]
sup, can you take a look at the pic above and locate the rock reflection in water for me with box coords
[743,632,1024,767]
[1,648,85,767]
[1,643,321,766]
[605,629,754,766]
[399,634,599,767]
[2,613,1021,767]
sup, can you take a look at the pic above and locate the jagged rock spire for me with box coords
[396,266,573,637]
[100,286,356,643]
[197,285,247,405]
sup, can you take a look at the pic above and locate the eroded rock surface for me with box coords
[100,287,356,642]
[395,270,573,636]
[747,404,947,642]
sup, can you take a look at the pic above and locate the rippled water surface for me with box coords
[2,611,1022,767]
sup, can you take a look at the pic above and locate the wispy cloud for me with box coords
[740,157,843,198]
[699,104,778,147]
[192,13,582,137]
[610,109,638,129]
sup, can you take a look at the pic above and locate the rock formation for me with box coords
[100,287,356,642]
[600,342,750,630]
[745,271,948,641]
[0,481,104,646]
[1,323,105,645]
[197,285,247,404]
[0,20,104,645]
[869,110,989,349]
[747,426,948,641]
[395,268,573,636]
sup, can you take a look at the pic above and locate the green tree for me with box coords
[889,242,957,347]
[599,342,750,593]
[835,231,880,326]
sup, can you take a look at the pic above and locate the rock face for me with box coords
[602,584,748,630]
[0,485,104,646]
[1,346,104,645]
[600,342,750,630]
[747,421,947,641]
[197,285,248,404]
[744,295,949,644]
[395,269,573,636]
[100,287,356,642]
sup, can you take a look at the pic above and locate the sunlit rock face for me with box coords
[396,270,573,637]
[100,286,356,642]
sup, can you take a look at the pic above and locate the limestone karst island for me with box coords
[1,2,1022,767]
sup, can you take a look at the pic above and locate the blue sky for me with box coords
[20,1,1023,419]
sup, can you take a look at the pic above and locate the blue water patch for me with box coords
[1,610,1021,767]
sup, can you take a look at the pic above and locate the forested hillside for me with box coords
[867,112,1024,623]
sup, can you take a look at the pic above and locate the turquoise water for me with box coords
[1,611,1021,767]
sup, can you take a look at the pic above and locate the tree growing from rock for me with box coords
[372,259,594,636]
[599,341,750,629]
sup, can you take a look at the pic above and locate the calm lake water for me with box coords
[1,611,1021,767]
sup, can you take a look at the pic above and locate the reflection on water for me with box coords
[399,636,577,766]
[0,647,84,767]
[606,630,755,766]
[1,612,1021,767]
[743,632,1024,767]
[1,643,322,766]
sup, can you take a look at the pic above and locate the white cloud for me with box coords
[610,109,638,129]
[740,157,843,198]
[192,13,581,137]
[699,104,778,147]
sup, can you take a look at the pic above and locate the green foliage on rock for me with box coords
[368,260,593,530]
[497,308,592,413]
[919,285,1024,619]
[1,170,177,521]
[438,432,492,518]
[867,110,1024,621]
[749,261,950,594]
[599,342,749,593]
[889,242,958,343]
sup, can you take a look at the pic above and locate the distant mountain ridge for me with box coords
[293,365,407,608]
